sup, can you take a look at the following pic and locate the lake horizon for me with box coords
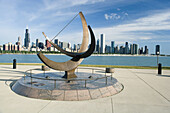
[0,54,170,67]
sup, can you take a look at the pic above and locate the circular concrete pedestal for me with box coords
[12,71,123,101]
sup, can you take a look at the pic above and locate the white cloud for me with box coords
[113,10,170,32]
[104,11,128,20]
[139,37,151,40]
[96,9,170,45]
[104,13,121,20]
[43,0,105,11]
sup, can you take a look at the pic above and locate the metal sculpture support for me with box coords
[37,12,95,79]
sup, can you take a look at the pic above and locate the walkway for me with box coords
[0,65,170,113]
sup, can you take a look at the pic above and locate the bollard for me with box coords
[158,63,162,74]
[13,59,16,69]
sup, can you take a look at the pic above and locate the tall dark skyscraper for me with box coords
[125,42,129,54]
[54,39,59,45]
[156,45,160,55]
[24,28,30,49]
[36,39,39,47]
[96,39,100,53]
[111,41,114,53]
[132,44,138,54]
[144,46,148,54]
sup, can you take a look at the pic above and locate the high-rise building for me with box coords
[155,45,160,55]
[8,42,12,51]
[14,45,18,51]
[115,45,119,54]
[130,44,133,54]
[119,46,125,54]
[125,42,129,54]
[38,42,44,49]
[36,39,39,47]
[3,44,8,51]
[96,39,100,53]
[111,41,114,54]
[100,34,105,53]
[68,43,71,49]
[16,36,22,46]
[24,28,30,49]
[18,36,21,43]
[133,44,138,54]
[32,42,36,48]
[45,40,51,50]
[139,47,143,54]
[17,45,22,51]
[73,44,77,52]
[144,46,148,54]
[54,39,59,46]
[77,44,81,50]
[105,45,111,53]
[60,42,68,50]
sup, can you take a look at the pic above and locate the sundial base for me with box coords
[11,70,124,101]
[62,69,77,79]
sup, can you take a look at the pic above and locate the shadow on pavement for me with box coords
[157,74,170,77]
[0,79,17,81]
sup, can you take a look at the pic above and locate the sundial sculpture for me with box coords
[12,12,123,101]
[37,12,95,79]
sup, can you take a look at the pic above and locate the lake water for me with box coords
[0,54,170,67]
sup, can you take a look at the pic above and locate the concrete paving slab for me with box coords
[38,98,113,113]
[129,69,170,101]
[0,65,170,113]
[113,103,170,113]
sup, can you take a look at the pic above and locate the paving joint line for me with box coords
[111,98,114,113]
[129,69,170,102]
[37,101,52,113]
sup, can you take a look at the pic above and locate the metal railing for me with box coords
[24,67,114,88]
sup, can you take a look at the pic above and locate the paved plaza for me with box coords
[0,65,170,113]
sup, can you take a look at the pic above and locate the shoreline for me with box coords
[0,63,170,69]
[0,53,169,57]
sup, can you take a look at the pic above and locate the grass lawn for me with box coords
[0,63,170,70]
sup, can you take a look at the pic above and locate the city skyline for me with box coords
[0,0,170,54]
[1,28,151,55]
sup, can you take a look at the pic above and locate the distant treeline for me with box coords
[0,50,170,56]
[0,50,61,54]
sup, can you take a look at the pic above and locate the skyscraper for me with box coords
[73,44,77,51]
[130,44,133,54]
[125,42,129,54]
[96,39,100,53]
[139,47,143,54]
[133,44,138,54]
[105,45,111,53]
[45,40,51,50]
[38,42,44,49]
[111,41,115,53]
[16,36,21,46]
[60,42,68,50]
[119,46,125,54]
[144,46,148,54]
[155,45,160,55]
[24,28,30,49]
[17,36,22,45]
[36,39,39,47]
[115,45,119,54]
[100,34,105,53]
[54,39,59,46]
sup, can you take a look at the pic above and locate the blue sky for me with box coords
[1,0,170,54]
